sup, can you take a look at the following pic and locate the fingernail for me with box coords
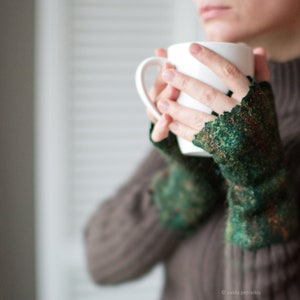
[162,70,175,82]
[158,101,169,112]
[190,43,202,55]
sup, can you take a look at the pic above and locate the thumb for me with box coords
[253,48,270,82]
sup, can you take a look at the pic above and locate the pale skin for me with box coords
[150,0,300,142]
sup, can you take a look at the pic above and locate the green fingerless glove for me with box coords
[194,79,299,250]
[149,124,224,233]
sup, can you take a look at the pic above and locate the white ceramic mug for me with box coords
[135,42,254,157]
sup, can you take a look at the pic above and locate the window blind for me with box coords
[69,1,176,299]
[69,0,175,241]
[36,0,202,299]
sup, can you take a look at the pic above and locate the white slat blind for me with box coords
[69,2,175,297]
[69,0,175,240]
[36,0,201,299]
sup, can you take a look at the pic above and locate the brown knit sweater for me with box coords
[85,58,300,299]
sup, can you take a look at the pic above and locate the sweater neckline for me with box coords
[268,56,300,138]
[268,56,300,67]
[268,55,300,101]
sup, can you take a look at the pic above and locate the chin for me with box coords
[204,25,245,43]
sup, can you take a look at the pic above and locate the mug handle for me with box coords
[135,56,169,120]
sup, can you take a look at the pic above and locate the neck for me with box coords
[243,26,300,62]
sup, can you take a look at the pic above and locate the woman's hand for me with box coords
[147,48,180,142]
[157,44,270,142]
[159,44,298,250]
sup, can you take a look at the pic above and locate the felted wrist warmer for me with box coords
[193,79,299,250]
[149,124,224,233]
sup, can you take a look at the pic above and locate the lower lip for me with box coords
[201,7,231,21]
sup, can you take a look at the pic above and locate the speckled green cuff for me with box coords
[194,79,299,250]
[149,125,224,233]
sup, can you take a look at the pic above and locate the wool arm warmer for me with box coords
[223,134,300,299]
[150,125,225,233]
[194,79,299,250]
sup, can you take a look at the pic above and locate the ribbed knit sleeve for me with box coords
[84,150,181,285]
[223,237,300,299]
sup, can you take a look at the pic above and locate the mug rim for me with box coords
[168,41,252,51]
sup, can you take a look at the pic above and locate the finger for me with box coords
[166,84,180,101]
[169,121,199,142]
[151,47,179,100]
[162,69,238,114]
[162,63,179,101]
[189,43,251,100]
[253,48,270,82]
[149,62,174,102]
[148,48,168,101]
[155,48,179,100]
[157,99,216,131]
[151,114,172,142]
[154,48,167,74]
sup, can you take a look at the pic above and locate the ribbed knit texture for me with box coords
[85,58,300,299]
[85,150,181,284]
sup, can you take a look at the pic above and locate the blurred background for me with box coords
[0,0,204,299]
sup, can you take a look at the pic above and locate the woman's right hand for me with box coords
[148,48,179,142]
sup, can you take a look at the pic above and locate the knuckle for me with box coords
[202,87,217,107]
[177,75,189,90]
[191,114,204,130]
[223,62,239,78]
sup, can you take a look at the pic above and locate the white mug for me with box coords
[135,42,254,157]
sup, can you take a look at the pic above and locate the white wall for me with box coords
[0,0,36,299]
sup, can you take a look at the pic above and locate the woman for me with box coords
[85,0,300,299]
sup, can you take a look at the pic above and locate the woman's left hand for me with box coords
[157,43,270,142]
